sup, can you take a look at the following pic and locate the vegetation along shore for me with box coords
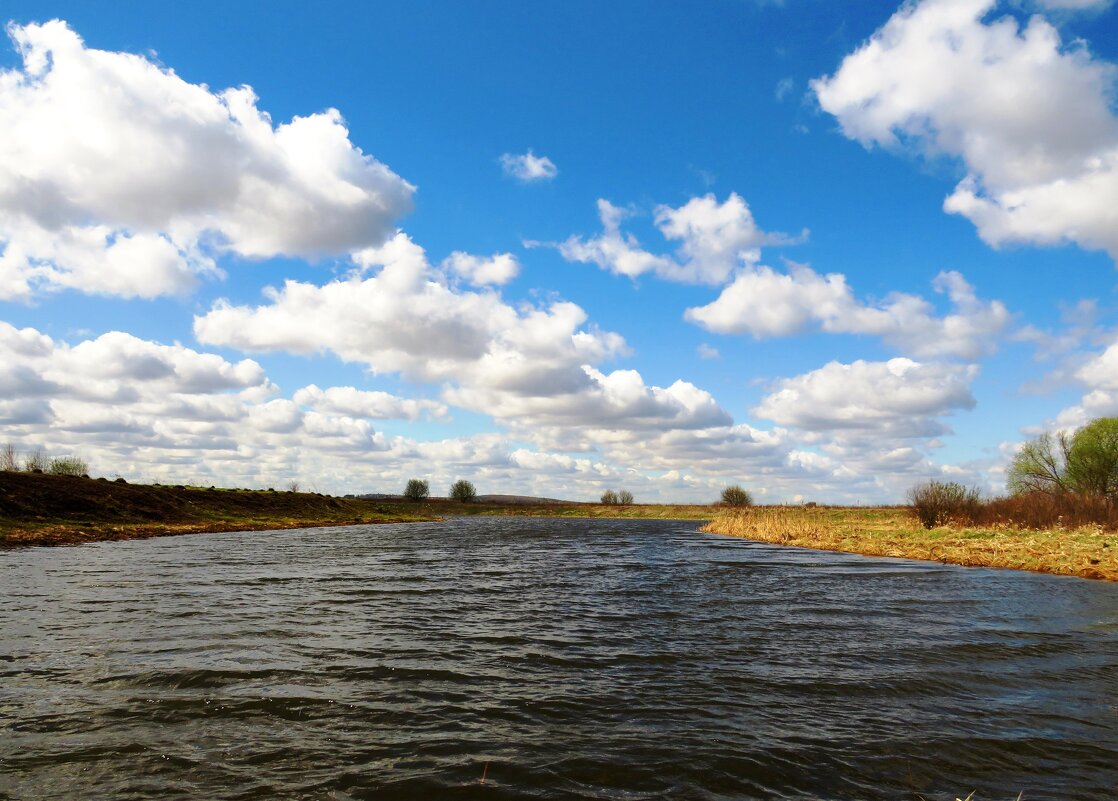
[703,506,1116,582]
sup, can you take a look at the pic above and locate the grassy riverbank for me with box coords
[0,471,714,547]
[703,506,1117,582]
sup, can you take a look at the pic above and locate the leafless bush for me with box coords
[0,443,17,471]
[719,485,753,507]
[24,450,48,472]
[908,481,982,529]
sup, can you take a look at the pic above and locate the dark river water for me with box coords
[2,517,1117,800]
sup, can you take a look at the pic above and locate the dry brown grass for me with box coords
[703,506,1117,582]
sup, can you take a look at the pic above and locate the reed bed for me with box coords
[703,506,1117,582]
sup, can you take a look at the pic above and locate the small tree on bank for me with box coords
[617,489,634,505]
[1008,417,1118,500]
[450,479,477,502]
[404,478,430,501]
[600,489,619,505]
[720,485,753,507]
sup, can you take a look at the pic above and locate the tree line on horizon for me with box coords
[397,476,760,508]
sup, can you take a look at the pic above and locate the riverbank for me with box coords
[0,472,433,547]
[703,507,1117,582]
[0,472,714,547]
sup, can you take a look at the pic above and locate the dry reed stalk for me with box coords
[702,507,1117,582]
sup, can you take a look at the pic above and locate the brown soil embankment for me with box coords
[0,472,428,547]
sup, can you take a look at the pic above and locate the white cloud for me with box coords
[556,193,798,285]
[445,366,733,432]
[499,150,558,182]
[0,319,493,490]
[687,265,1009,359]
[0,20,413,300]
[697,343,721,360]
[813,0,1118,260]
[441,251,520,286]
[686,262,850,337]
[753,358,978,435]
[0,316,988,503]
[1033,0,1112,9]
[293,384,448,420]
[1073,341,1118,391]
[196,233,625,393]
[193,233,744,442]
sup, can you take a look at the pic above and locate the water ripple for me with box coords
[2,517,1117,800]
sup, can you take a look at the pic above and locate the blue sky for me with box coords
[2,0,1117,502]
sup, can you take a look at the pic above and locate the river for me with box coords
[2,517,1116,800]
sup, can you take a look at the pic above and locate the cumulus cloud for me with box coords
[293,384,448,420]
[0,319,796,501]
[194,233,742,442]
[441,251,520,286]
[555,193,799,285]
[0,319,491,489]
[0,315,984,503]
[1033,0,1112,9]
[0,20,413,300]
[686,265,1009,359]
[196,233,625,391]
[753,358,978,436]
[813,0,1118,260]
[445,367,732,432]
[1047,336,1118,427]
[499,150,558,182]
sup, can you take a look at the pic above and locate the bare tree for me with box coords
[0,443,17,472]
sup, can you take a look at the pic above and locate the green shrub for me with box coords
[48,456,88,477]
[449,479,476,502]
[908,480,982,529]
[720,485,753,507]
